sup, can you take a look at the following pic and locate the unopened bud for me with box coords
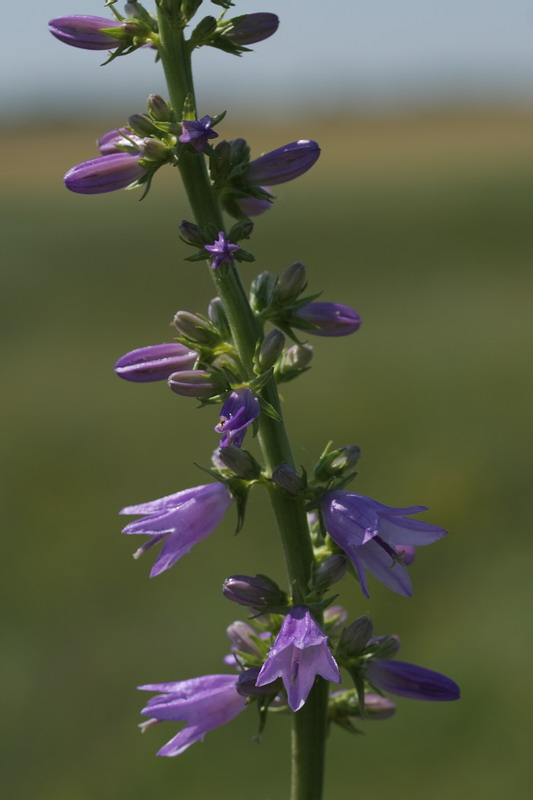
[173,310,218,345]
[271,463,304,494]
[258,329,285,370]
[168,369,226,399]
[148,94,173,122]
[250,270,276,312]
[217,446,261,479]
[226,621,261,657]
[314,554,347,589]
[367,634,401,659]
[275,261,307,303]
[179,219,207,246]
[190,15,217,43]
[208,297,231,339]
[227,13,279,46]
[222,574,287,609]
[236,668,281,698]
[277,343,313,378]
[323,605,349,633]
[314,444,361,482]
[338,616,374,659]
[128,113,159,137]
[141,137,169,161]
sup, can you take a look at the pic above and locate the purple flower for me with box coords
[366,659,460,702]
[114,343,197,383]
[215,387,260,448]
[204,232,240,270]
[138,674,247,756]
[98,128,144,155]
[320,491,447,597]
[235,190,272,217]
[179,116,219,153]
[255,607,341,711]
[247,140,320,186]
[64,153,146,194]
[120,483,233,577]
[292,302,361,337]
[48,16,122,50]
[227,13,279,46]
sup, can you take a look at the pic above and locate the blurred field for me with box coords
[2,111,533,799]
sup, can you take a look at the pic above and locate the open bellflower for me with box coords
[367,659,460,702]
[255,607,341,711]
[179,116,218,153]
[64,153,146,194]
[204,232,240,269]
[320,491,447,597]
[215,388,260,448]
[120,483,233,577]
[247,140,320,186]
[48,16,122,50]
[114,343,197,383]
[139,674,247,757]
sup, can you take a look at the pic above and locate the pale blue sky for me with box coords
[4,0,533,119]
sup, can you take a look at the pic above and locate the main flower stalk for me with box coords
[156,10,326,800]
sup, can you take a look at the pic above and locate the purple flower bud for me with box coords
[217,446,261,479]
[48,16,122,50]
[98,128,144,155]
[271,463,305,494]
[179,219,207,246]
[258,330,285,371]
[247,140,320,187]
[114,343,197,383]
[314,554,347,589]
[329,690,397,721]
[227,13,280,45]
[64,153,146,195]
[338,616,374,658]
[223,574,286,608]
[237,668,281,698]
[168,370,226,399]
[366,659,460,702]
[204,232,240,270]
[226,621,262,657]
[256,607,341,711]
[292,302,361,337]
[235,191,272,217]
[275,261,308,303]
[215,387,260,448]
[179,116,218,153]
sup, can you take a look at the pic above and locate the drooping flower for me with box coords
[138,674,247,757]
[215,387,260,447]
[48,16,122,50]
[320,491,447,597]
[179,116,219,153]
[226,13,280,46]
[204,232,240,269]
[247,140,320,186]
[120,483,233,577]
[114,343,197,382]
[292,302,361,336]
[255,607,341,711]
[366,658,460,702]
[64,152,146,194]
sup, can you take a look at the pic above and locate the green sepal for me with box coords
[234,248,255,263]
[210,110,227,127]
[184,250,209,262]
[346,665,367,719]
[100,42,143,66]
[258,397,282,423]
[248,368,274,394]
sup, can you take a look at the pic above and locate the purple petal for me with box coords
[64,153,146,194]
[367,659,460,701]
[48,16,122,50]
[379,514,447,546]
[357,539,413,597]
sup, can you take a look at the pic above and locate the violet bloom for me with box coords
[215,387,260,448]
[255,607,341,711]
[138,674,247,757]
[98,128,144,155]
[179,116,219,153]
[367,659,460,702]
[320,491,447,597]
[204,232,240,270]
[120,483,233,577]
[235,190,272,217]
[247,140,320,186]
[48,16,122,50]
[293,302,361,337]
[227,13,279,46]
[64,153,146,194]
[114,343,197,383]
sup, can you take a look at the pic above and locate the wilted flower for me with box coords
[227,13,279,46]
[320,491,447,597]
[120,483,233,577]
[64,153,146,194]
[204,232,240,269]
[247,140,320,186]
[114,343,197,382]
[138,674,247,756]
[215,388,260,447]
[48,16,122,50]
[292,302,361,337]
[179,116,219,153]
[255,607,340,711]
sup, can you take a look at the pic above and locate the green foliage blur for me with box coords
[3,112,532,798]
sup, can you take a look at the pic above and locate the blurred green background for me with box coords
[3,109,533,798]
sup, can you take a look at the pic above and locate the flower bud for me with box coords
[114,343,197,382]
[338,616,374,659]
[314,444,362,482]
[222,574,287,609]
[208,297,231,339]
[258,330,285,371]
[314,554,347,589]
[292,302,361,337]
[236,668,281,698]
[276,344,313,379]
[226,621,262,657]
[128,113,160,137]
[48,16,122,50]
[141,138,170,161]
[250,271,276,312]
[173,311,218,345]
[323,605,348,633]
[227,13,280,46]
[190,15,218,43]
[247,140,320,186]
[168,370,226,399]
[147,94,173,122]
[235,191,272,217]
[275,261,307,303]
[367,634,401,659]
[64,153,146,195]
[217,446,261,479]
[271,463,304,494]
[98,128,143,155]
[329,690,396,721]
[179,219,207,246]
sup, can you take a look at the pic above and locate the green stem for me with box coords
[156,10,327,799]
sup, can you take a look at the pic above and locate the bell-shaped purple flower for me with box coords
[204,232,240,270]
[215,387,260,448]
[247,140,320,186]
[227,13,280,45]
[138,674,247,756]
[255,607,341,711]
[292,302,361,337]
[64,153,146,194]
[120,483,233,577]
[179,116,219,153]
[48,16,122,50]
[114,343,197,383]
[366,659,460,702]
[320,491,447,598]
[98,128,144,155]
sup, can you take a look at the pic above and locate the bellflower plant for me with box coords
[52,2,459,798]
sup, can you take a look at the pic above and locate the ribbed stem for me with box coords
[156,10,328,799]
